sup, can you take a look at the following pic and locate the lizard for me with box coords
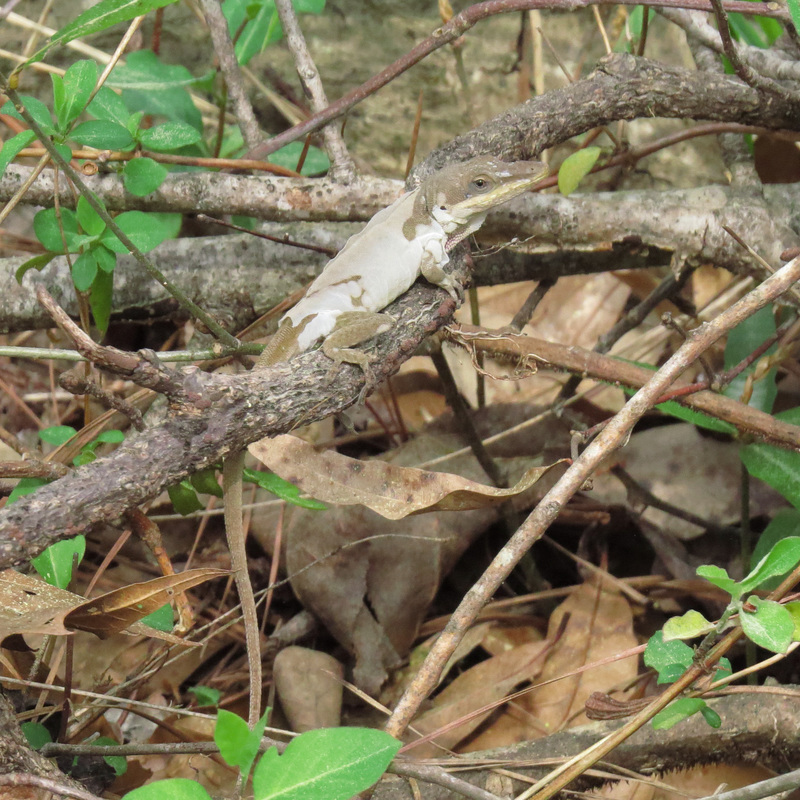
[222,155,548,728]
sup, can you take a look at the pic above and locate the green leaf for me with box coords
[53,60,98,130]
[723,305,777,412]
[740,536,800,593]
[72,251,99,292]
[168,481,204,515]
[740,597,794,653]
[651,399,737,435]
[21,722,52,750]
[643,630,693,684]
[252,727,401,800]
[122,778,213,800]
[662,610,715,641]
[25,0,181,66]
[7,477,48,505]
[138,122,201,151]
[15,253,57,284]
[696,564,741,599]
[32,535,86,589]
[91,737,127,776]
[557,147,601,196]
[39,425,77,446]
[1,96,55,135]
[294,0,325,12]
[728,12,769,47]
[95,244,117,274]
[215,709,269,777]
[76,195,107,237]
[89,267,114,334]
[140,603,173,631]
[750,508,800,592]
[741,406,800,507]
[270,141,330,175]
[123,157,168,195]
[652,698,708,730]
[243,469,326,510]
[785,601,800,640]
[190,468,224,498]
[33,208,79,253]
[107,51,202,129]
[230,1,284,65]
[700,705,722,728]
[87,86,131,126]
[100,211,181,254]
[71,119,135,150]
[94,430,125,444]
[0,129,36,179]
[188,685,221,707]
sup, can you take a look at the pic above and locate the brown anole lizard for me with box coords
[223,156,547,728]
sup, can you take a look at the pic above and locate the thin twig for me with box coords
[274,0,354,178]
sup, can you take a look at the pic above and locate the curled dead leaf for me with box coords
[250,434,567,520]
[65,568,228,637]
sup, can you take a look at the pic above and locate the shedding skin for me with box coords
[223,156,547,729]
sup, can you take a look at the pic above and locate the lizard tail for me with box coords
[256,319,301,368]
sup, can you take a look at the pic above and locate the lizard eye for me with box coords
[469,177,492,193]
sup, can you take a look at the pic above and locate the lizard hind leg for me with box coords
[320,310,395,402]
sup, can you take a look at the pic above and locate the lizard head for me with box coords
[424,157,547,234]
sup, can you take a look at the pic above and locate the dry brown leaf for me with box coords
[250,434,565,520]
[0,570,195,645]
[65,568,228,636]
[520,573,638,733]
[410,638,550,756]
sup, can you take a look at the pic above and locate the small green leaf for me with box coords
[652,697,708,730]
[188,685,221,707]
[94,430,125,444]
[95,244,117,274]
[270,141,330,175]
[723,305,777,412]
[123,778,213,800]
[21,722,52,750]
[7,477,48,505]
[700,705,722,728]
[190,468,224,498]
[740,536,800,593]
[294,0,325,11]
[92,737,127,776]
[32,536,86,589]
[25,0,181,66]
[557,147,601,196]
[138,122,202,151]
[741,407,800,508]
[0,129,36,179]
[89,267,114,334]
[87,86,130,126]
[39,425,77,446]
[1,96,55,135]
[740,597,794,653]
[15,253,57,284]
[76,195,107,237]
[231,2,284,65]
[243,468,326,510]
[215,709,269,777]
[71,120,136,150]
[140,603,173,632]
[168,481,204,515]
[662,610,715,641]
[72,251,99,292]
[252,727,401,800]
[33,207,79,253]
[643,630,693,684]
[123,157,168,196]
[785,601,800,640]
[696,564,741,599]
[100,211,181,254]
[53,60,98,130]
